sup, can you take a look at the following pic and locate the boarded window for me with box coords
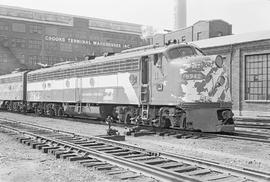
[12,23,25,32]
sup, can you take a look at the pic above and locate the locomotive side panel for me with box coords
[27,77,77,102]
[80,72,140,104]
[0,72,25,101]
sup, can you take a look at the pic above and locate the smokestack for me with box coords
[174,0,187,30]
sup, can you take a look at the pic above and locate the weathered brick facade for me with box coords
[0,5,147,75]
[200,39,270,117]
[153,19,232,45]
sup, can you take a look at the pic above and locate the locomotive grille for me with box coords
[0,76,22,84]
[27,59,139,82]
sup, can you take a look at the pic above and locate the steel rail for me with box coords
[1,116,270,145]
[0,122,200,182]
[1,119,270,182]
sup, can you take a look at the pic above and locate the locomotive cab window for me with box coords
[167,46,195,60]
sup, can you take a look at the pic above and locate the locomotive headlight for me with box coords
[215,55,223,68]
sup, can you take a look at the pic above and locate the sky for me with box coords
[0,0,270,34]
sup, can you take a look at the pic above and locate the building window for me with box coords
[59,29,72,37]
[12,23,26,32]
[29,24,43,34]
[0,54,8,63]
[11,38,26,48]
[0,22,9,31]
[43,56,59,65]
[44,41,59,50]
[29,55,42,66]
[18,54,25,64]
[245,54,270,100]
[29,39,42,49]
[196,32,202,40]
[60,43,72,52]
[181,36,186,42]
[45,27,57,36]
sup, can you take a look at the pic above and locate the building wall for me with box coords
[165,26,193,43]
[152,33,165,45]
[193,21,209,41]
[0,6,147,75]
[201,40,270,117]
[209,20,232,38]
[154,19,232,46]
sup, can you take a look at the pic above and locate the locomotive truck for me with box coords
[0,43,234,132]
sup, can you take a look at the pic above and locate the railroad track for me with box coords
[0,118,269,182]
[1,112,270,144]
[234,119,270,130]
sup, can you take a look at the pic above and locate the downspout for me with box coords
[239,48,243,116]
[229,44,233,98]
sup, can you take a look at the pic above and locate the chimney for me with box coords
[174,0,187,30]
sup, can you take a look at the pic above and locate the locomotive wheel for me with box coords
[57,107,64,117]
[159,117,171,129]
[100,105,114,121]
[48,108,54,117]
[124,111,132,124]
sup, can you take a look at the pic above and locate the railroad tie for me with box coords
[105,169,125,175]
[17,136,31,143]
[113,151,136,156]
[118,173,141,180]
[36,144,50,150]
[42,146,60,153]
[96,147,119,151]
[170,165,198,173]
[144,159,170,165]
[199,173,230,181]
[83,161,107,168]
[94,164,115,171]
[155,162,183,169]
[76,159,99,164]
[132,156,157,161]
[184,168,211,176]
[67,156,92,162]
[54,151,74,158]
[122,153,147,159]
[59,153,78,159]
[48,148,66,155]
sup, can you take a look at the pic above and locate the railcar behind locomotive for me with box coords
[0,71,27,112]
[0,43,234,132]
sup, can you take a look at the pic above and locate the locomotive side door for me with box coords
[140,56,151,103]
[150,53,169,105]
[140,56,151,119]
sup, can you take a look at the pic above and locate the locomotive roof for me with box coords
[28,43,192,75]
[0,71,26,79]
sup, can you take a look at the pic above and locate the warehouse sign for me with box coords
[44,35,130,48]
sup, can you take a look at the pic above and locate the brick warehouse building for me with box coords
[151,19,232,45]
[193,30,270,117]
[0,5,147,75]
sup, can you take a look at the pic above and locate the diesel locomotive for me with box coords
[0,43,234,132]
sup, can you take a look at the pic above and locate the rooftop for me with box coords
[193,30,270,48]
[0,5,143,35]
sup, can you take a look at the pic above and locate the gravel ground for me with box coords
[0,132,124,182]
[0,112,270,181]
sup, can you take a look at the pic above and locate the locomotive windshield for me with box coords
[167,46,194,59]
[167,46,206,60]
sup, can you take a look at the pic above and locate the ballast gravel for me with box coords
[0,112,270,182]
